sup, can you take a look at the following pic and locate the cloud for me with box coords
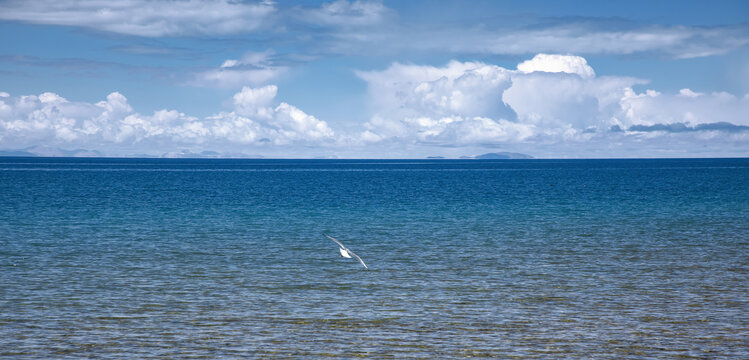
[318,19,749,60]
[615,88,749,130]
[517,54,595,78]
[355,54,749,156]
[473,24,749,59]
[229,85,335,144]
[357,61,516,119]
[233,84,278,117]
[300,0,392,27]
[503,71,646,131]
[356,61,532,146]
[190,50,286,88]
[2,1,744,62]
[0,85,334,154]
[0,0,276,37]
[2,54,748,157]
[1,0,746,63]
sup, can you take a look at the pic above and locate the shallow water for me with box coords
[1,157,747,358]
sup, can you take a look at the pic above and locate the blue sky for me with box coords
[0,0,748,158]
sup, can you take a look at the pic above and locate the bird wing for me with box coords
[324,234,368,269]
[324,233,348,250]
[347,250,368,269]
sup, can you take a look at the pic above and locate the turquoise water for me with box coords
[1,157,747,358]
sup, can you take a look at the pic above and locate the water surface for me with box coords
[1,157,747,358]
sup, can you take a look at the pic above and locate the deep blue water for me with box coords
[1,157,747,358]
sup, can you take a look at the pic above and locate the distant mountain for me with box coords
[0,147,269,158]
[426,156,445,159]
[161,150,263,158]
[473,152,533,159]
[0,146,103,157]
[0,150,36,156]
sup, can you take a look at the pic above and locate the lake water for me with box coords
[1,157,747,358]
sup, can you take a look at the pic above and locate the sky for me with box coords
[0,0,748,158]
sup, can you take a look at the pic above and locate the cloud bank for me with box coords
[312,15,749,60]
[0,85,334,156]
[355,54,749,156]
[1,1,745,60]
[440,24,749,59]
[1,54,748,157]
[0,0,276,37]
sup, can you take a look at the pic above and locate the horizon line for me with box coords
[1,155,747,160]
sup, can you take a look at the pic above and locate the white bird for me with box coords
[324,234,368,269]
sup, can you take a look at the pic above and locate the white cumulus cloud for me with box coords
[355,54,749,156]
[616,88,749,129]
[517,54,595,78]
[355,59,547,146]
[0,85,335,154]
[2,54,748,157]
[356,60,520,146]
